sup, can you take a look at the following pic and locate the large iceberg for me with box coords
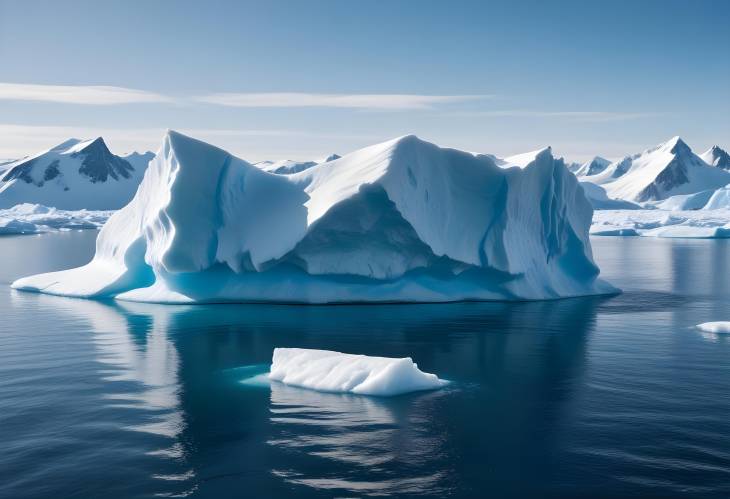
[268,348,447,396]
[13,130,616,303]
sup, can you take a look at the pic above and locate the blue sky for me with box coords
[0,0,727,161]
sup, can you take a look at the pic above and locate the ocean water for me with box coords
[0,232,729,498]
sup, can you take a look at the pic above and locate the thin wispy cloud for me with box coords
[195,92,490,110]
[0,84,490,110]
[0,123,376,160]
[450,110,661,122]
[0,83,173,105]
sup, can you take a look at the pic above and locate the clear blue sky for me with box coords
[0,0,727,161]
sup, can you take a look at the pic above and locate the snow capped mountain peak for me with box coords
[700,145,730,170]
[660,135,692,156]
[583,136,730,202]
[0,136,153,210]
[321,153,341,163]
[574,156,611,177]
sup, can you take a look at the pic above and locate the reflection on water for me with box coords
[268,382,454,496]
[1,234,730,498]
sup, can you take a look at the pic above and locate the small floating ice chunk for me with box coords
[268,348,448,396]
[696,322,730,334]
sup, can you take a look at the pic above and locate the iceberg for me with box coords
[696,322,730,334]
[268,348,447,396]
[13,130,616,303]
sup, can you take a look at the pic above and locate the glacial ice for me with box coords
[268,348,448,396]
[591,209,730,238]
[12,130,616,303]
[696,322,730,334]
[0,203,112,234]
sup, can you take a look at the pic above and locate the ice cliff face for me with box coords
[13,131,616,303]
[0,138,154,210]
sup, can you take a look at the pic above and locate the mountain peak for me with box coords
[662,136,691,155]
[77,137,110,155]
[700,145,730,170]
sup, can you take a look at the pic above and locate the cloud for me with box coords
[0,83,173,105]
[0,84,490,111]
[195,92,489,110]
[0,123,378,159]
[450,110,661,122]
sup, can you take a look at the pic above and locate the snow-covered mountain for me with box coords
[255,153,341,174]
[0,138,154,210]
[574,156,611,177]
[13,130,615,303]
[585,137,730,202]
[700,145,730,170]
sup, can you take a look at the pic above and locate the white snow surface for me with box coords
[0,203,112,234]
[696,322,730,334]
[580,182,640,210]
[591,209,730,238]
[0,138,154,210]
[13,130,616,303]
[268,348,447,396]
[585,137,730,202]
[702,185,730,210]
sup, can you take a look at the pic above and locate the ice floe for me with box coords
[268,348,448,396]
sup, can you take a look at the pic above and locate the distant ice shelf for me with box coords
[591,209,730,238]
[0,203,112,235]
[268,348,448,396]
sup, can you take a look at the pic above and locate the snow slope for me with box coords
[13,130,616,303]
[700,146,730,170]
[255,153,340,174]
[269,348,447,396]
[0,203,112,234]
[580,182,640,210]
[703,185,730,209]
[585,137,730,202]
[0,138,154,210]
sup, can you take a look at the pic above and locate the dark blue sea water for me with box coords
[1,231,729,498]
